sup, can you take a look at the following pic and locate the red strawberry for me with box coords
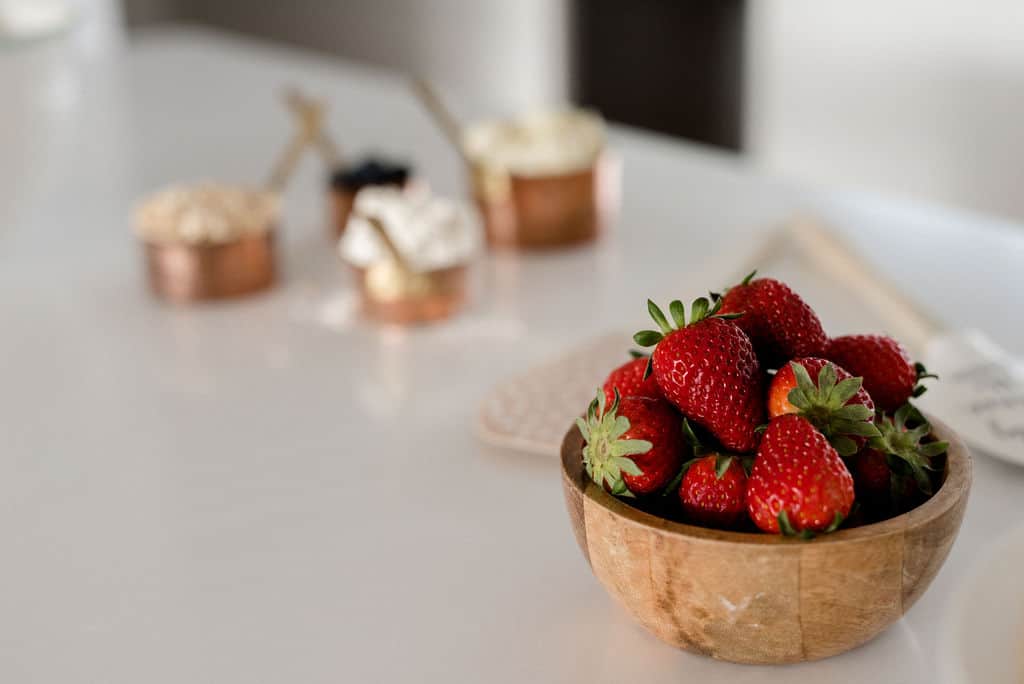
[601,355,661,405]
[854,448,921,512]
[634,298,765,453]
[868,404,948,498]
[851,447,891,500]
[578,389,683,497]
[746,414,855,535]
[767,357,879,456]
[717,272,828,369]
[826,334,936,412]
[679,453,747,528]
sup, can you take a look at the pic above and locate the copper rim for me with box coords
[350,263,468,324]
[143,230,276,303]
[472,155,609,249]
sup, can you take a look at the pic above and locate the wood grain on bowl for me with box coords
[560,416,971,664]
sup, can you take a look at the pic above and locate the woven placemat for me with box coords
[477,331,633,456]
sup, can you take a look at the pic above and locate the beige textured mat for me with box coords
[477,332,633,456]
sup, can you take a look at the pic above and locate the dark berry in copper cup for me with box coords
[328,158,411,239]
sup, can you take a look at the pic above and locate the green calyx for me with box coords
[788,362,881,457]
[778,509,845,540]
[712,270,761,301]
[681,417,703,454]
[911,362,939,399]
[660,420,744,497]
[659,418,703,496]
[577,389,652,498]
[633,297,743,378]
[714,454,734,479]
[711,270,756,304]
[869,403,947,496]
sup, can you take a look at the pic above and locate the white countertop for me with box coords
[3,26,1023,683]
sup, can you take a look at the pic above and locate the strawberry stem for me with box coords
[669,300,686,328]
[648,300,672,335]
[635,297,745,350]
[869,404,947,496]
[633,330,664,347]
[786,360,880,456]
[714,454,733,479]
[580,388,652,498]
[777,510,815,539]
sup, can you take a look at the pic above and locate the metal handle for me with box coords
[409,77,468,164]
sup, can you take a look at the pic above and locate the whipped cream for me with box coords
[462,108,605,177]
[134,184,278,245]
[339,186,480,272]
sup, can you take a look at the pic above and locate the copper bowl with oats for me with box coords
[135,184,278,303]
[143,231,276,303]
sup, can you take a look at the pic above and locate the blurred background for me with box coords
[5,0,1024,223]
[116,0,1024,223]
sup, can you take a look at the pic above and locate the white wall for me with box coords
[746,1,1024,222]
[183,0,571,115]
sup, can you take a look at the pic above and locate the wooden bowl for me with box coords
[560,415,971,664]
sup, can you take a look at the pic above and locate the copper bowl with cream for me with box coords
[350,262,468,324]
[327,159,411,240]
[464,109,609,249]
[339,186,479,324]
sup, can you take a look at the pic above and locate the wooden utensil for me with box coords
[561,415,971,664]
[267,87,340,191]
[409,77,469,164]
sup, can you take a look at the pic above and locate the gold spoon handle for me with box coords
[409,77,468,163]
[362,214,412,274]
[267,88,342,192]
[266,127,313,192]
[284,88,343,168]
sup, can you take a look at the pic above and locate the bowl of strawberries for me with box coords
[561,273,971,664]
